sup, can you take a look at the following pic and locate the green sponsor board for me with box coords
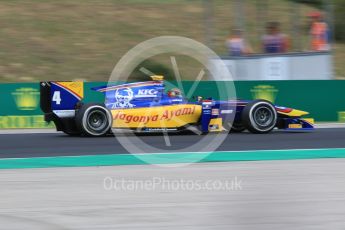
[0,80,344,128]
[1,83,41,116]
[0,83,52,128]
[234,80,345,122]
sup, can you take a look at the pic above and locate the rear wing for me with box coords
[40,81,84,114]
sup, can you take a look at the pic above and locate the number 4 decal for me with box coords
[52,91,62,105]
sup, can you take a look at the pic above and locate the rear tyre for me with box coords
[75,103,112,137]
[230,123,246,133]
[242,100,277,134]
[62,130,80,136]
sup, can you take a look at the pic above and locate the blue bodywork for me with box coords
[93,81,189,109]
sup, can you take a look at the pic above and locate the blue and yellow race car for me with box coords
[40,76,314,136]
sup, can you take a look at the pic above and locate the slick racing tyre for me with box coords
[62,129,80,136]
[75,103,112,137]
[230,122,246,133]
[242,100,277,134]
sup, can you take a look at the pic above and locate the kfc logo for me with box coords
[111,87,135,108]
[138,89,158,97]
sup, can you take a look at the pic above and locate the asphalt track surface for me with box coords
[1,160,345,230]
[1,129,345,229]
[1,128,345,158]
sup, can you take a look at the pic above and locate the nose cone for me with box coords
[291,109,309,117]
[279,108,309,117]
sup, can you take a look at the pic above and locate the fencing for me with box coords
[211,51,333,80]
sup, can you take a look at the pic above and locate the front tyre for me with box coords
[242,100,277,134]
[75,103,112,137]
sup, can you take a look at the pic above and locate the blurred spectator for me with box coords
[226,29,252,56]
[262,22,289,53]
[308,11,330,51]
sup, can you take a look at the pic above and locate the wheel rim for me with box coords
[253,106,274,127]
[87,110,108,131]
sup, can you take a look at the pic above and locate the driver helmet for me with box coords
[167,88,182,98]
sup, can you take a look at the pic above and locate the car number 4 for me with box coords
[52,91,62,105]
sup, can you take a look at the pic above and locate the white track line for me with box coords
[0,129,57,135]
[314,123,345,129]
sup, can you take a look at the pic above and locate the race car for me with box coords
[40,76,314,136]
